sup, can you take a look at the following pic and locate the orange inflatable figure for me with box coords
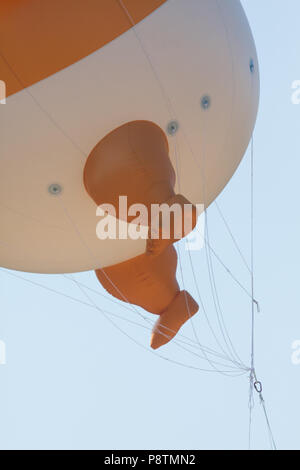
[84,121,199,349]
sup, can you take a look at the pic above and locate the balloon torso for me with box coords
[0,0,259,273]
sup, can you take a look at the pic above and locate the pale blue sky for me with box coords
[1,0,300,450]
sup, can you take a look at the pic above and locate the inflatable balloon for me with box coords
[0,0,259,347]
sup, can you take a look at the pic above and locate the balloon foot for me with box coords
[150,290,198,349]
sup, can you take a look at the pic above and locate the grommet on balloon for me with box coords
[48,183,63,196]
[167,120,179,136]
[250,58,255,74]
[201,95,211,110]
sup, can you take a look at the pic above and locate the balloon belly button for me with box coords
[83,120,199,349]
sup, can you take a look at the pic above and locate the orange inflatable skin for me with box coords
[84,121,199,348]
[0,0,166,97]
